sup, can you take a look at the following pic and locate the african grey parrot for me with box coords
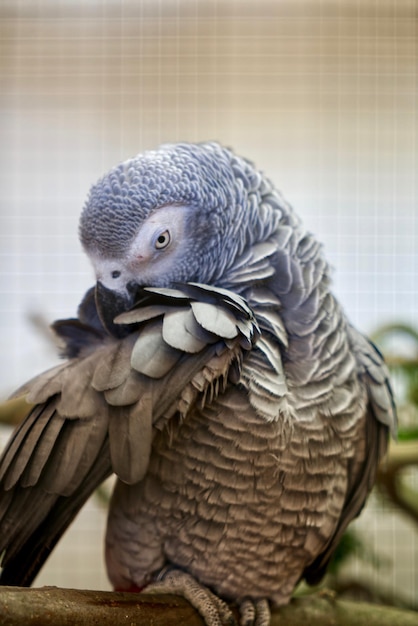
[0,142,396,626]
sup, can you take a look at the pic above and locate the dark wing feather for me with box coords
[0,282,259,586]
[0,395,112,586]
[0,438,111,586]
[303,328,397,585]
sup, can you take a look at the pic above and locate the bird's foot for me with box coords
[144,567,270,626]
[145,566,235,625]
[145,567,234,625]
[239,597,270,626]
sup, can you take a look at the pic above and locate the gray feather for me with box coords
[190,302,238,339]
[91,335,137,392]
[5,402,60,490]
[109,394,153,485]
[130,321,182,378]
[163,309,210,353]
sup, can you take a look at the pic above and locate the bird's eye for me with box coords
[155,230,171,250]
[111,270,121,279]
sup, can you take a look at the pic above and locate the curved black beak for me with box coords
[95,281,136,338]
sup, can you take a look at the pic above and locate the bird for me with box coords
[0,142,396,626]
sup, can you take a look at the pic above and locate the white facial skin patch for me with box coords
[90,204,192,295]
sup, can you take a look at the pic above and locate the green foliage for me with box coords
[372,322,418,441]
[327,529,382,576]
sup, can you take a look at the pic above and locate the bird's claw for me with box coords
[144,567,271,626]
[239,598,271,626]
[145,567,236,626]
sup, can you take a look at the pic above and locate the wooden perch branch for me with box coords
[0,587,417,626]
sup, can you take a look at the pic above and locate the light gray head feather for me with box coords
[79,142,287,284]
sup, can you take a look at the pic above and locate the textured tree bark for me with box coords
[0,587,417,626]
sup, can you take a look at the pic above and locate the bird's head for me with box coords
[79,142,280,333]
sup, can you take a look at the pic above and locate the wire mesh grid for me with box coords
[0,0,416,605]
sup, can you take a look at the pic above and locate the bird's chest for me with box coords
[146,389,285,516]
[108,387,357,599]
[133,391,286,588]
[140,387,347,552]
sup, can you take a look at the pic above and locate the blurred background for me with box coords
[0,0,416,609]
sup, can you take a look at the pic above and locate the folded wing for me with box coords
[303,327,397,584]
[0,283,259,585]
